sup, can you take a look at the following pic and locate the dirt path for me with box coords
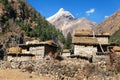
[0,69,52,80]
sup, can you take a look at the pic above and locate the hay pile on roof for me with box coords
[44,40,57,46]
[74,29,92,36]
[45,40,54,44]
[8,47,21,54]
[62,49,70,53]
[102,32,110,35]
[113,46,120,52]
[26,40,40,44]
[72,37,98,44]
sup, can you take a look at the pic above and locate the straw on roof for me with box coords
[72,37,98,44]
[45,40,56,45]
[26,40,40,44]
[102,32,110,35]
[74,29,92,36]
[45,40,54,44]
[8,47,21,54]
[113,46,120,51]
[19,40,57,47]
[40,40,57,47]
[62,49,70,53]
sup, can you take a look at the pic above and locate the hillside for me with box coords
[94,9,120,45]
[94,9,120,35]
[0,0,64,47]
[47,8,96,36]
[109,28,120,45]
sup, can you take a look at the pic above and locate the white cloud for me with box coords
[86,8,95,16]
[104,16,109,19]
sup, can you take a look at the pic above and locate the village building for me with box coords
[62,49,71,57]
[72,29,110,58]
[7,40,57,61]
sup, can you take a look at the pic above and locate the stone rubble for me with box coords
[0,57,120,80]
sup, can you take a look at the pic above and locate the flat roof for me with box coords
[73,43,111,46]
[74,29,110,37]
[19,42,57,47]
[74,34,110,37]
[72,37,98,44]
[7,53,34,56]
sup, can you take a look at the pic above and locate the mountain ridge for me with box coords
[94,9,120,35]
[47,8,75,21]
[47,8,96,36]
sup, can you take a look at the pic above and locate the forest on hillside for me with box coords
[0,0,73,49]
[109,28,120,45]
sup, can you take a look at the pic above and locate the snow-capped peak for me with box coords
[46,8,96,37]
[58,8,64,13]
[47,8,75,21]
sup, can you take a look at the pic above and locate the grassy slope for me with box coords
[109,28,120,45]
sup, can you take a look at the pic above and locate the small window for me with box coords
[85,45,87,47]
[27,47,29,51]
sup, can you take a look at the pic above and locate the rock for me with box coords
[0,57,119,80]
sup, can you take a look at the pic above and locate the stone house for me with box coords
[72,30,110,58]
[62,49,71,57]
[7,40,57,61]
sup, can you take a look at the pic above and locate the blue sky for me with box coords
[26,0,120,23]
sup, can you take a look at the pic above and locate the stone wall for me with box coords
[97,37,108,44]
[29,46,44,60]
[7,55,33,61]
[62,53,70,57]
[74,45,97,57]
[92,55,110,63]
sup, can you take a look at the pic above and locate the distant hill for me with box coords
[94,9,120,35]
[0,0,64,47]
[47,8,96,36]
[94,9,120,45]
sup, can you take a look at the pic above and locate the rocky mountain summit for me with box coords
[47,8,96,36]
[47,8,75,24]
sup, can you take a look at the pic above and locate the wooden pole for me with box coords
[99,43,104,53]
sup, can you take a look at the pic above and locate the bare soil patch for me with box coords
[0,69,52,80]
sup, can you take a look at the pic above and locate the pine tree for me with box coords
[64,32,72,49]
